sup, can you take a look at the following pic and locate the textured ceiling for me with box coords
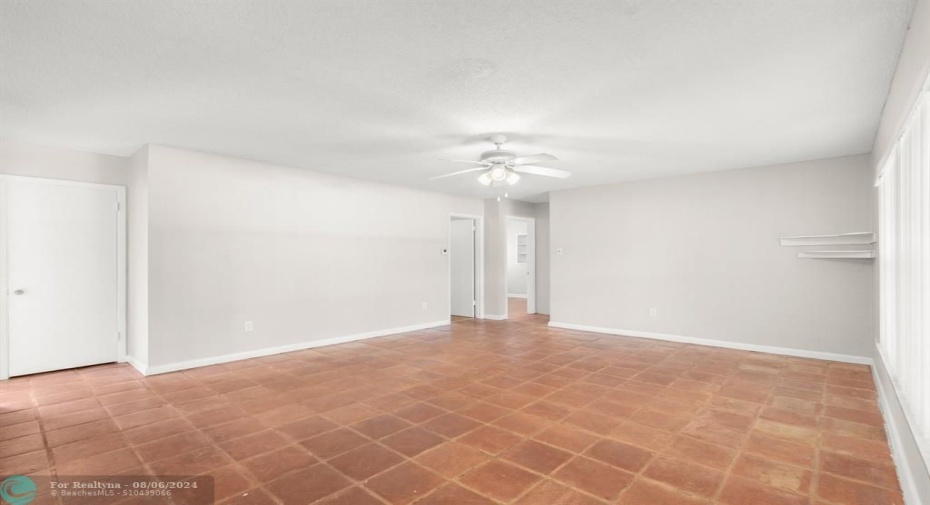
[0,0,916,202]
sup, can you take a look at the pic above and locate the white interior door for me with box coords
[3,177,123,377]
[450,218,475,317]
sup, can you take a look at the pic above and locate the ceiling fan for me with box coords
[431,134,572,186]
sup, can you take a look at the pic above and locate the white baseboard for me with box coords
[142,320,451,376]
[507,294,527,299]
[483,314,507,321]
[547,321,872,365]
[872,346,928,505]
[125,355,148,376]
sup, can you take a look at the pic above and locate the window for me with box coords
[877,72,930,462]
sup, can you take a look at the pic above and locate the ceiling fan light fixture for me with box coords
[433,135,570,187]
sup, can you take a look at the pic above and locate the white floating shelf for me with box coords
[797,250,875,259]
[780,232,875,247]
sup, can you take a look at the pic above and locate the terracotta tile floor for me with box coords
[508,298,532,320]
[0,314,902,504]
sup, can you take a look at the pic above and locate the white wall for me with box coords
[0,139,129,186]
[127,147,149,366]
[506,219,528,296]
[144,145,482,369]
[869,1,930,502]
[483,199,504,317]
[449,217,476,317]
[550,154,873,358]
[484,199,536,317]
[534,203,550,314]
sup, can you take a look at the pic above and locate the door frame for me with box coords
[0,175,127,380]
[504,215,536,317]
[448,213,485,319]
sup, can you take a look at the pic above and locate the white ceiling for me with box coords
[0,0,915,202]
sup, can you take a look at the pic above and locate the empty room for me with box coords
[1,1,929,504]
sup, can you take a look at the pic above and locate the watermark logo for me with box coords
[0,476,36,505]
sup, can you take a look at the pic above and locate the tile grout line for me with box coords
[29,378,63,505]
[809,385,825,505]
[709,371,769,504]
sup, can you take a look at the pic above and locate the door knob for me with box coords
[12,289,24,295]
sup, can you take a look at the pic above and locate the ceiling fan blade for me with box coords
[429,167,488,180]
[441,159,488,165]
[510,153,558,165]
[512,165,572,179]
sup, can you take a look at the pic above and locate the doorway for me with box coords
[0,176,126,379]
[449,214,484,319]
[506,216,535,318]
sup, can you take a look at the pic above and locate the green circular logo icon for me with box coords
[0,476,36,505]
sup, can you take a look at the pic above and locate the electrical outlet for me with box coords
[421,302,428,310]
[649,308,657,317]
[244,321,254,332]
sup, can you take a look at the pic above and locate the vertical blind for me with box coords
[878,73,930,454]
